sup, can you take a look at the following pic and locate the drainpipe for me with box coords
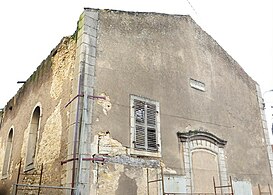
[77,84,88,195]
[71,72,83,195]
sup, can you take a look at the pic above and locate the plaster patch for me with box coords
[97,163,124,195]
[135,171,148,194]
[124,166,148,194]
[177,49,186,63]
[97,93,112,115]
[99,133,126,156]
[97,61,113,70]
[124,166,143,179]
[37,100,62,164]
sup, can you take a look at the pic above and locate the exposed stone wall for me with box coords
[0,36,76,194]
[91,132,161,195]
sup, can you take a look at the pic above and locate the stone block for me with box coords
[78,168,91,183]
[78,23,97,38]
[77,33,97,48]
[184,156,190,164]
[76,52,95,66]
[84,16,98,29]
[79,159,92,169]
[77,45,96,60]
[82,54,96,67]
[85,25,97,38]
[85,64,95,76]
[86,45,96,57]
[82,73,95,87]
[85,10,99,20]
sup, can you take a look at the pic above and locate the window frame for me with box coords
[177,130,228,193]
[2,127,14,179]
[130,95,161,157]
[25,105,42,172]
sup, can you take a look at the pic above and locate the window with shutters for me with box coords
[130,95,161,156]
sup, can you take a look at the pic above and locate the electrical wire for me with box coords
[185,0,198,15]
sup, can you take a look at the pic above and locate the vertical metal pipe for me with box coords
[160,165,165,195]
[213,177,217,195]
[258,184,261,195]
[77,86,88,194]
[14,160,22,195]
[269,184,272,195]
[146,168,149,195]
[71,73,83,195]
[229,176,234,195]
[38,163,43,195]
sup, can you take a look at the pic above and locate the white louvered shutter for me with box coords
[134,99,157,151]
[134,99,146,149]
[146,103,157,151]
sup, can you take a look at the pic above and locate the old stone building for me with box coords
[0,8,272,195]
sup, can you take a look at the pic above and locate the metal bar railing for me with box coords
[13,183,76,190]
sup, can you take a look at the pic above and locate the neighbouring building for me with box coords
[0,8,272,195]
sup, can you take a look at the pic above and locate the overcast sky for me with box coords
[0,0,272,128]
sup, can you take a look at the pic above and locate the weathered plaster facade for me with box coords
[0,8,272,195]
[0,37,76,194]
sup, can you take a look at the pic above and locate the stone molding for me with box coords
[177,130,228,193]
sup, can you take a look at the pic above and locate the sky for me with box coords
[0,0,272,137]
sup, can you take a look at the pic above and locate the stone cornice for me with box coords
[177,130,227,147]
